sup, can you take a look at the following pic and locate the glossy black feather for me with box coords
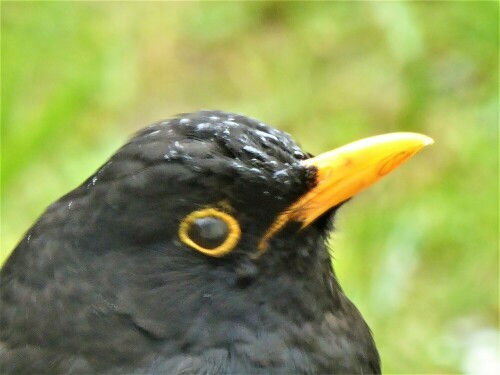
[1,111,380,374]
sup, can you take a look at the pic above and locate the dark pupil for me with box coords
[188,217,230,249]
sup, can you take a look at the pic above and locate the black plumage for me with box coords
[1,111,381,374]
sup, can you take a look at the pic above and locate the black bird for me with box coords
[0,111,432,374]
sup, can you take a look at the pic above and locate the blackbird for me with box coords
[0,110,432,374]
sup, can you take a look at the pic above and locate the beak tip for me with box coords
[396,132,434,148]
[421,134,435,147]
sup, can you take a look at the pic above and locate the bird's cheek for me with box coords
[234,260,259,287]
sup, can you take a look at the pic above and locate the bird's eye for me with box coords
[178,208,241,257]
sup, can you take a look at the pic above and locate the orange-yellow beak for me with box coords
[257,132,434,253]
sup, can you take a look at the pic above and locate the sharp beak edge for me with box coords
[256,132,434,254]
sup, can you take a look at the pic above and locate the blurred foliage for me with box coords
[1,2,498,373]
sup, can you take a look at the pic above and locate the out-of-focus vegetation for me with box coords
[1,2,498,373]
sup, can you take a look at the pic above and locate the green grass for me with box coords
[1,2,498,373]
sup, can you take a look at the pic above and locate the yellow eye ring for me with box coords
[178,208,241,257]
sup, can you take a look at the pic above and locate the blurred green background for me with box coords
[1,2,498,373]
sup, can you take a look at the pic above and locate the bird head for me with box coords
[1,110,432,372]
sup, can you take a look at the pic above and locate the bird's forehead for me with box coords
[127,111,310,174]
[90,111,316,211]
